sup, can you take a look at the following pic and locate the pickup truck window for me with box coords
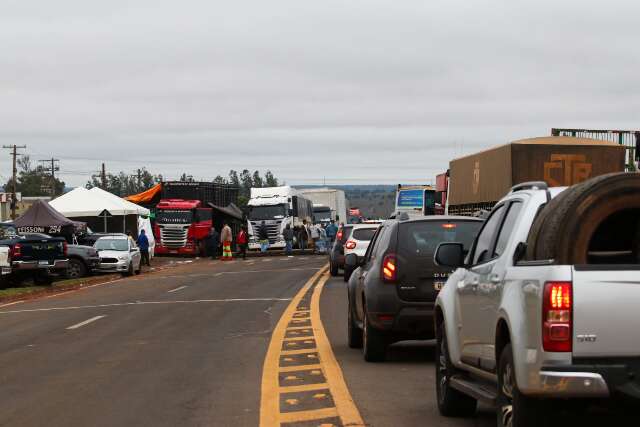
[494,202,523,258]
[471,204,505,265]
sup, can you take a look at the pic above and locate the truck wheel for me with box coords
[66,259,87,279]
[362,305,386,362]
[347,296,363,348]
[435,325,477,417]
[497,344,546,427]
[527,172,640,264]
[330,261,339,276]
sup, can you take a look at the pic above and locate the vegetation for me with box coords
[3,156,66,197]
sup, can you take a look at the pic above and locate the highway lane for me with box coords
[0,256,325,427]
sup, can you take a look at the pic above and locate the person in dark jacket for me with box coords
[283,224,294,256]
[298,221,309,252]
[137,229,151,266]
[207,227,220,259]
[258,221,269,253]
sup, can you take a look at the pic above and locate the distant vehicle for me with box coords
[395,185,436,216]
[434,174,640,426]
[0,226,68,285]
[94,235,141,276]
[247,186,313,250]
[342,224,380,282]
[444,136,625,216]
[312,204,332,226]
[328,224,354,276]
[345,216,482,362]
[66,244,100,279]
[298,188,348,224]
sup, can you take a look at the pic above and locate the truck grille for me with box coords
[250,221,282,244]
[160,226,189,248]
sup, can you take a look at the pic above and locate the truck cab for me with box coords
[153,199,212,255]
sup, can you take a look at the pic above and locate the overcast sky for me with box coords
[1,0,639,187]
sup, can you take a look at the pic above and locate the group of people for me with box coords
[206,221,249,261]
[257,219,338,255]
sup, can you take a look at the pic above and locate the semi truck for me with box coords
[153,181,238,256]
[394,185,437,216]
[312,204,332,225]
[247,186,313,250]
[297,188,348,225]
[443,136,626,216]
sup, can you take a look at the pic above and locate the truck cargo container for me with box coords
[446,136,625,216]
[297,188,348,225]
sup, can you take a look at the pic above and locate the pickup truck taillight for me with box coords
[382,253,397,283]
[542,281,572,352]
[63,241,68,257]
[345,240,356,250]
[10,243,22,259]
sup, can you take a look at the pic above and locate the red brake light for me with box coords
[345,240,356,250]
[12,243,22,259]
[337,229,343,241]
[382,253,397,283]
[542,281,572,352]
[441,223,456,229]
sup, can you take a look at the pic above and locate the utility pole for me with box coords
[130,169,142,191]
[101,163,107,188]
[38,158,60,198]
[3,144,26,220]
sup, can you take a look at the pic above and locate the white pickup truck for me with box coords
[433,173,640,427]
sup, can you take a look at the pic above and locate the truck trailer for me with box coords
[394,185,437,216]
[297,188,348,224]
[247,186,313,250]
[445,136,626,216]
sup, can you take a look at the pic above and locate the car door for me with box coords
[476,200,523,371]
[459,204,506,366]
[130,241,141,268]
[355,226,384,322]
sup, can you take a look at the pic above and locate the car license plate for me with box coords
[1,267,11,275]
[38,260,49,266]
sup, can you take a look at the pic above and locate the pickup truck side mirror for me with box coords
[434,242,465,268]
[345,253,360,268]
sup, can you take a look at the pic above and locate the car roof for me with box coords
[96,235,128,240]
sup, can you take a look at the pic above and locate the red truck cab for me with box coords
[153,199,213,256]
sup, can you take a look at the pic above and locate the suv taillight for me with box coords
[542,281,572,352]
[345,240,356,250]
[382,253,397,283]
[11,243,22,259]
[337,229,343,242]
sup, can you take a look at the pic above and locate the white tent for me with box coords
[89,187,150,216]
[49,187,128,217]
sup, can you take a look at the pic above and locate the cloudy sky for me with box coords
[1,0,639,187]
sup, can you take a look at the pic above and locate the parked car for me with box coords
[66,244,100,279]
[329,224,354,276]
[345,216,482,361]
[0,230,68,284]
[434,176,640,426]
[94,235,141,276]
[343,224,380,282]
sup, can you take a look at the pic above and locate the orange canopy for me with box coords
[125,183,162,204]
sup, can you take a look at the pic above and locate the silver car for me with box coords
[94,235,142,276]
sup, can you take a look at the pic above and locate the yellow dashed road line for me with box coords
[260,266,365,427]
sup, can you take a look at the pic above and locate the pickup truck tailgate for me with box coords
[573,268,640,357]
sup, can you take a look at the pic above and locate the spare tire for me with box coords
[526,172,640,264]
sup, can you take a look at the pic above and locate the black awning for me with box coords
[207,203,244,221]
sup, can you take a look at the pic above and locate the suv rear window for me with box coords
[338,226,353,244]
[352,228,377,241]
[398,220,482,258]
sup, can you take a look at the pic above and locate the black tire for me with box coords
[330,260,339,276]
[343,265,353,282]
[435,325,477,417]
[347,296,363,348]
[497,344,546,427]
[527,172,640,264]
[66,258,87,279]
[362,305,386,362]
[122,262,133,277]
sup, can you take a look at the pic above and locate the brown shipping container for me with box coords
[448,136,625,206]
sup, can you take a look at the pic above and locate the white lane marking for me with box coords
[0,298,293,314]
[66,315,106,330]
[214,272,223,277]
[215,267,321,275]
[167,285,187,293]
[262,258,272,262]
[0,300,24,308]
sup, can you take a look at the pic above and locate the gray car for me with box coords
[345,215,482,362]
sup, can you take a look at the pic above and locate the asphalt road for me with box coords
[0,256,325,427]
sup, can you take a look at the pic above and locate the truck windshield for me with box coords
[249,205,287,220]
[95,239,129,251]
[314,209,332,222]
[398,220,482,257]
[156,209,193,224]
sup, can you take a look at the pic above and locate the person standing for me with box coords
[137,229,151,267]
[298,221,308,252]
[220,222,233,261]
[236,226,248,260]
[207,227,220,260]
[283,224,294,256]
[258,221,270,253]
[310,222,320,253]
[326,220,338,246]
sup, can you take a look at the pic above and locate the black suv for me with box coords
[345,215,482,362]
[328,224,354,276]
